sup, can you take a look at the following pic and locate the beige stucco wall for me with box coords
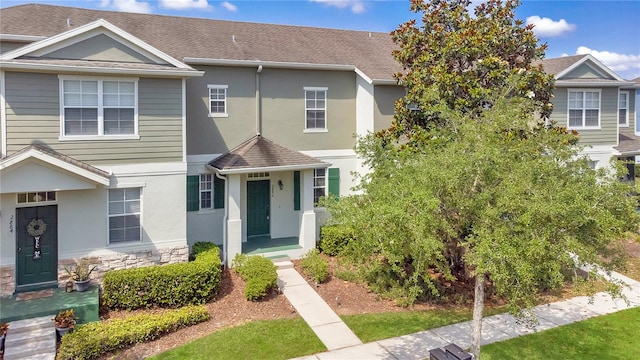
[374,85,404,132]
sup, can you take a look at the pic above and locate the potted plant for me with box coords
[53,309,77,341]
[64,259,97,292]
[0,322,8,353]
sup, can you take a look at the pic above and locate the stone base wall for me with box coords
[0,265,16,296]
[56,245,190,288]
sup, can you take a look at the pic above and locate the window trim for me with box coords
[567,88,601,130]
[313,168,326,205]
[619,91,629,127]
[304,86,328,133]
[58,75,140,141]
[208,84,228,118]
[200,173,213,210]
[107,187,142,245]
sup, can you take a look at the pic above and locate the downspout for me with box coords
[215,171,229,266]
[256,65,263,135]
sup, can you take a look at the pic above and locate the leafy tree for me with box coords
[326,90,637,359]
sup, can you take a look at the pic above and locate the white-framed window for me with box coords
[304,87,327,132]
[568,89,600,129]
[59,76,138,139]
[313,168,326,204]
[108,188,141,244]
[208,85,228,117]
[200,173,213,209]
[619,91,629,127]
[17,192,56,204]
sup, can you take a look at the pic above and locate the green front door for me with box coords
[247,180,270,237]
[16,205,58,291]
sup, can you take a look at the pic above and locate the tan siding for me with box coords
[0,41,26,55]
[549,87,617,146]
[374,85,404,132]
[4,72,183,164]
[562,63,613,80]
[43,34,155,63]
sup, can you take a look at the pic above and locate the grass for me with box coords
[482,306,640,359]
[342,306,505,343]
[149,318,325,360]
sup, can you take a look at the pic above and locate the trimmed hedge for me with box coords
[320,225,356,256]
[58,305,209,360]
[189,241,219,261]
[102,247,221,310]
[233,254,278,301]
[300,249,329,283]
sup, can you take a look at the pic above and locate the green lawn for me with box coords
[482,307,640,359]
[342,307,505,343]
[149,318,325,360]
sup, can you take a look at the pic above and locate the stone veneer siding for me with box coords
[0,245,189,297]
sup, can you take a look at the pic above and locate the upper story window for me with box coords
[619,91,629,127]
[568,89,600,129]
[60,76,138,140]
[208,85,228,117]
[304,87,327,132]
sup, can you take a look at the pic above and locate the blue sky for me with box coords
[2,0,639,79]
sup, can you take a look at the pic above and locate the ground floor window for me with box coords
[108,188,141,243]
[313,168,326,204]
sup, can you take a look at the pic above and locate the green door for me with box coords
[16,205,58,290]
[247,180,270,237]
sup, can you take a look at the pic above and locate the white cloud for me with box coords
[526,16,576,37]
[310,0,366,14]
[221,1,237,12]
[575,46,640,75]
[101,0,152,14]
[159,0,210,10]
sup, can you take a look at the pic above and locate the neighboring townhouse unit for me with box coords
[541,54,640,174]
[1,4,637,298]
[0,4,403,296]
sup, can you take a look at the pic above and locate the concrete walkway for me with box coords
[288,270,640,360]
[275,259,363,351]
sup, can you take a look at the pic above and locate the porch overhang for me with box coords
[208,163,328,175]
[0,146,111,193]
[614,131,640,157]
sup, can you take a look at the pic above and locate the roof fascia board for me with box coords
[184,57,355,71]
[372,79,399,85]
[208,162,329,175]
[556,54,624,81]
[0,149,110,185]
[555,80,632,87]
[0,19,192,70]
[354,67,372,84]
[0,34,47,42]
[0,61,203,77]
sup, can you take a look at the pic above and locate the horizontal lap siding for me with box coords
[4,72,183,164]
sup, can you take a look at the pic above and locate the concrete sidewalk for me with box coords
[275,259,363,351]
[289,272,640,360]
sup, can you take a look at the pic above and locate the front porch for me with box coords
[0,286,99,324]
[242,236,301,255]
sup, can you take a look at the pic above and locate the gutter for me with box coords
[184,58,355,71]
[214,163,329,175]
[0,62,204,77]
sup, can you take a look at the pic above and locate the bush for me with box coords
[102,247,221,310]
[300,249,329,283]
[190,241,219,261]
[320,225,356,256]
[58,305,209,360]
[233,254,278,301]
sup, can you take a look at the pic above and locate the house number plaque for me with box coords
[33,236,42,260]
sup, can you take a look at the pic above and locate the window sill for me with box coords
[196,209,222,214]
[304,128,328,133]
[59,135,140,141]
[107,240,142,247]
[209,113,229,118]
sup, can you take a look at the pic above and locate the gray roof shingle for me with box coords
[1,145,111,178]
[616,130,640,155]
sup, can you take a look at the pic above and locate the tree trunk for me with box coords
[471,272,485,359]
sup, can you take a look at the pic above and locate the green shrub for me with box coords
[320,225,356,256]
[232,254,277,301]
[102,247,221,310]
[300,249,329,283]
[190,241,219,261]
[58,305,209,360]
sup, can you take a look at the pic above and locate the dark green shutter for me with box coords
[186,175,199,212]
[328,168,340,198]
[214,175,225,209]
[293,171,300,210]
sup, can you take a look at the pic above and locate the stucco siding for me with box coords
[260,68,356,151]
[42,34,155,63]
[4,72,183,164]
[186,66,257,155]
[549,87,618,146]
[374,85,404,132]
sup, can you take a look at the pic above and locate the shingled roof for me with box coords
[209,135,327,174]
[616,130,640,156]
[538,54,587,76]
[0,4,401,81]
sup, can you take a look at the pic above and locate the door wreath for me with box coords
[26,218,47,237]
